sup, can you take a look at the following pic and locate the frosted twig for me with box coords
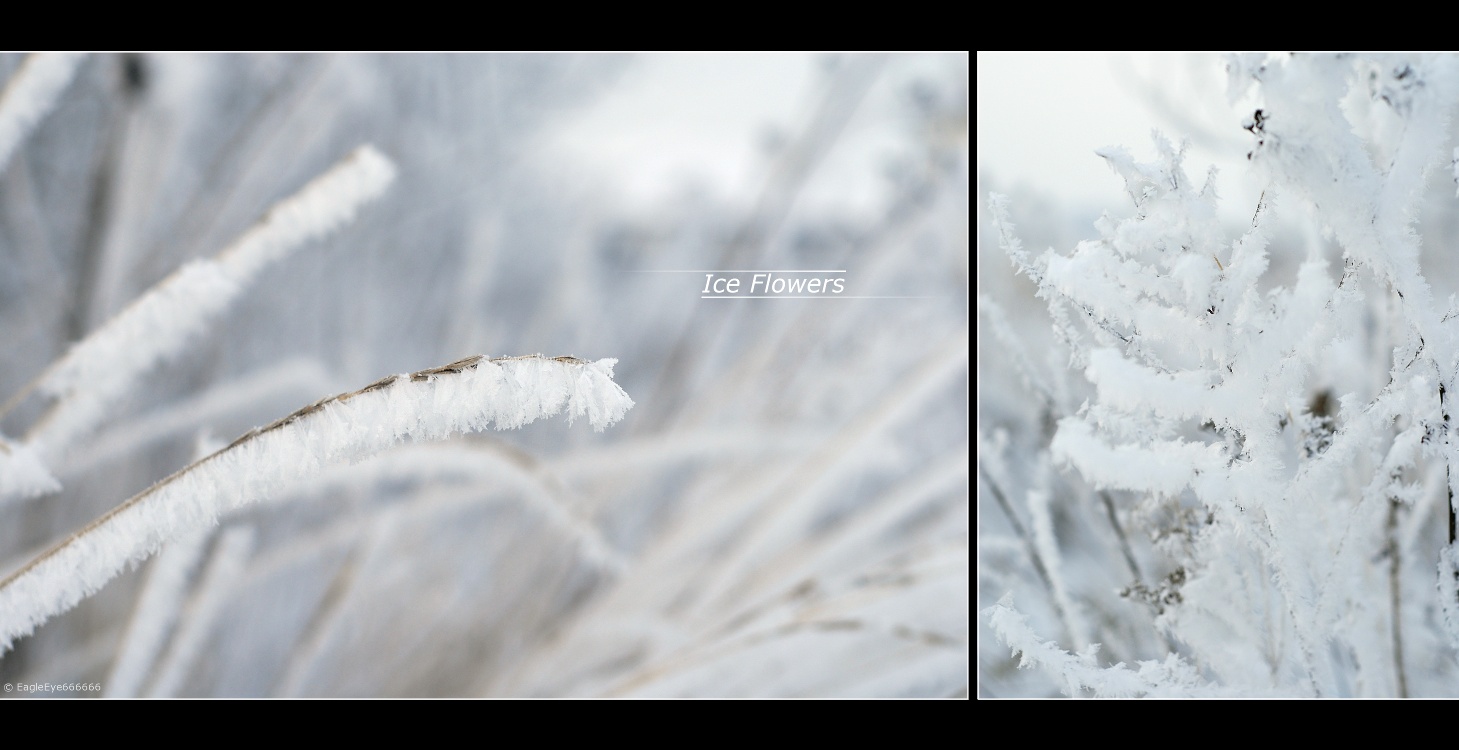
[0,436,60,502]
[1438,546,1459,651]
[0,354,633,653]
[66,358,334,477]
[7,145,397,466]
[982,594,1285,698]
[987,193,1040,284]
[978,461,1064,627]
[1027,476,1087,650]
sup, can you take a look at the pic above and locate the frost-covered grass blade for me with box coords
[0,354,633,653]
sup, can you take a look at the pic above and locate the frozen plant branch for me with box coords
[5,145,397,468]
[0,437,60,502]
[0,53,84,178]
[0,354,634,653]
[981,594,1287,698]
[981,54,1459,697]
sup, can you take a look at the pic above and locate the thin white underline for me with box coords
[700,296,931,299]
[624,267,846,269]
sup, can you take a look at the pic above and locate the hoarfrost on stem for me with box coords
[0,354,633,653]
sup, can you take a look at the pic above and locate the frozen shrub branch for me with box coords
[980,53,1459,697]
[0,353,633,653]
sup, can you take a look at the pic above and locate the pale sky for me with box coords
[977,52,1262,217]
[550,54,967,219]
